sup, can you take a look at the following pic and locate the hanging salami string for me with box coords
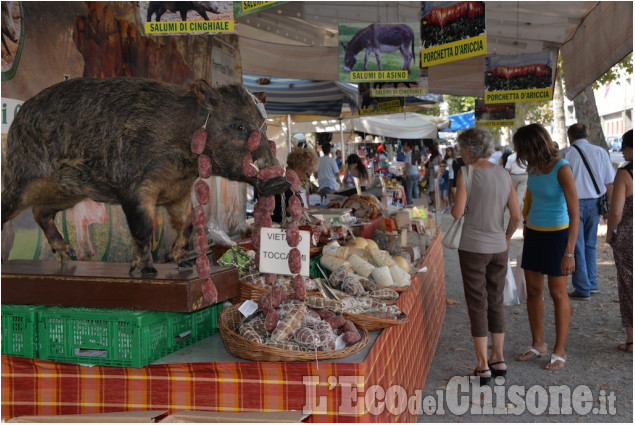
[190,112,218,304]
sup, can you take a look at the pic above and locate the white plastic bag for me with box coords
[514,247,527,303]
[503,256,520,306]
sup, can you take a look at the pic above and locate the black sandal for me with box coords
[488,360,507,377]
[473,368,491,385]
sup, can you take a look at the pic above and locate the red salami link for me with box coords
[288,248,302,274]
[198,154,212,178]
[286,169,302,193]
[242,153,256,178]
[258,295,273,312]
[315,321,337,351]
[317,309,335,320]
[193,229,208,255]
[256,165,285,180]
[192,205,206,230]
[191,128,207,154]
[268,139,276,156]
[342,319,357,334]
[286,220,300,247]
[343,330,361,344]
[195,179,210,206]
[251,227,261,250]
[286,195,302,221]
[270,284,282,308]
[293,274,306,300]
[265,309,279,332]
[247,129,261,152]
[202,277,218,304]
[326,314,346,330]
[489,64,552,79]
[424,1,483,27]
[265,273,276,286]
[196,254,211,279]
[258,195,275,213]
[303,309,322,327]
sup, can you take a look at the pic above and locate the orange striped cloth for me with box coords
[2,233,445,423]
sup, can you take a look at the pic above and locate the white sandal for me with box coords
[516,347,546,361]
[546,353,567,370]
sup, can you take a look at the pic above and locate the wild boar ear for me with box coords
[252,91,267,105]
[189,79,221,109]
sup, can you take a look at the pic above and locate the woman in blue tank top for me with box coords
[513,124,579,370]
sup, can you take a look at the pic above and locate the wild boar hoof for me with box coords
[141,266,158,275]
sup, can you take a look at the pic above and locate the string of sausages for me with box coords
[190,114,218,304]
[488,64,552,80]
[423,1,484,27]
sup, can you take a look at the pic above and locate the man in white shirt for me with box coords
[317,142,340,200]
[561,123,615,299]
[488,145,503,165]
[504,151,528,210]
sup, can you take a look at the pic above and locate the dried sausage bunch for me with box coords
[237,299,362,350]
[191,124,217,303]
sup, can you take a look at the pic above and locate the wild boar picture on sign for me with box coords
[420,1,486,67]
[338,22,420,84]
[139,1,235,35]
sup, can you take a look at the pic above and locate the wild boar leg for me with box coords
[164,195,193,266]
[120,200,157,275]
[32,205,77,260]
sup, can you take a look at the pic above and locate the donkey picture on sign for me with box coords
[340,23,415,73]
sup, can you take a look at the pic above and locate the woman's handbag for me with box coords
[503,256,520,306]
[442,165,473,249]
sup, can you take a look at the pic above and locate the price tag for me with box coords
[259,227,310,276]
[238,299,258,317]
[335,334,346,350]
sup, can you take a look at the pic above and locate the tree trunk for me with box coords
[553,68,567,148]
[573,86,608,150]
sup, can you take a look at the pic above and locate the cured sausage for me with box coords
[198,154,212,178]
[191,127,207,154]
[293,274,306,300]
[247,129,261,152]
[293,327,321,350]
[326,314,346,330]
[196,254,211,279]
[191,205,206,230]
[265,309,279,332]
[258,195,276,213]
[256,165,285,180]
[488,64,552,80]
[288,248,302,274]
[286,195,302,221]
[271,305,307,342]
[343,330,361,344]
[286,220,300,247]
[270,283,282,308]
[286,169,302,193]
[242,153,256,178]
[193,228,208,255]
[202,277,218,304]
[195,179,210,206]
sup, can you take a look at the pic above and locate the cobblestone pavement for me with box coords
[416,201,633,423]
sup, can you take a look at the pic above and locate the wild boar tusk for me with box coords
[249,162,260,172]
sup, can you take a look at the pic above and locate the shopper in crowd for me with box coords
[272,147,319,223]
[489,145,503,165]
[453,127,521,383]
[403,140,420,207]
[317,142,340,201]
[438,160,451,213]
[501,145,513,168]
[561,123,615,299]
[335,149,343,169]
[424,139,442,212]
[344,153,369,187]
[444,146,456,207]
[504,149,529,211]
[513,123,579,370]
[606,129,633,353]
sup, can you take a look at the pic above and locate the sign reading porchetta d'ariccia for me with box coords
[420,1,486,67]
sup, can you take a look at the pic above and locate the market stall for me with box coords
[1,231,446,423]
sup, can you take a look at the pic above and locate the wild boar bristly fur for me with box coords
[1,77,285,275]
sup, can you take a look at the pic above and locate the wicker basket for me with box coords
[218,304,370,362]
[237,280,323,303]
[343,311,409,331]
[378,284,411,293]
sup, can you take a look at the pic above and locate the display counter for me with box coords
[1,232,446,422]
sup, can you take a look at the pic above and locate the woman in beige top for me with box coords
[452,128,521,383]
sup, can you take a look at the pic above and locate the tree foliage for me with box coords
[445,95,475,115]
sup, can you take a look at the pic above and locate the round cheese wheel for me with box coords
[365,239,379,250]
[392,255,411,273]
[347,237,368,249]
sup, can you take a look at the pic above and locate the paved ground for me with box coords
[414,197,633,423]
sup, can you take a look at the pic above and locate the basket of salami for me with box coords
[219,302,370,362]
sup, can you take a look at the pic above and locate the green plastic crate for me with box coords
[1,304,46,358]
[37,307,171,368]
[168,303,223,350]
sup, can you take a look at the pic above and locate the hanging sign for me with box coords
[339,23,420,83]
[259,227,310,277]
[484,50,556,104]
[420,1,486,67]
[234,1,285,17]
[474,99,516,128]
[139,1,235,35]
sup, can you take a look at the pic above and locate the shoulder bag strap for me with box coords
[572,144,601,196]
[461,165,473,215]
